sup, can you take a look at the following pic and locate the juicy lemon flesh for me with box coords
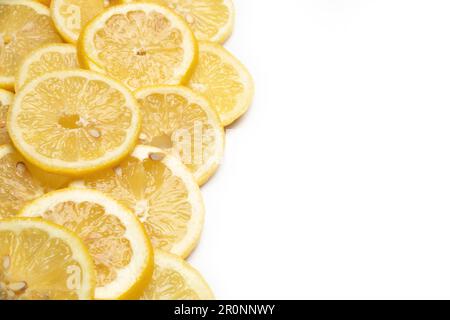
[140,250,213,300]
[0,150,69,218]
[0,3,61,87]
[81,155,192,253]
[37,200,133,288]
[86,9,190,89]
[188,44,248,125]
[14,75,133,163]
[18,45,79,89]
[122,0,232,42]
[0,92,12,145]
[0,227,84,300]
[142,263,200,300]
[52,0,109,42]
[137,91,218,178]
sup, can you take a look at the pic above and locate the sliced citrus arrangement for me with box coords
[15,43,79,91]
[188,41,254,126]
[140,250,214,300]
[0,0,62,90]
[51,0,112,44]
[72,145,204,258]
[20,188,153,300]
[79,3,197,90]
[119,0,234,43]
[0,89,13,145]
[0,145,69,219]
[134,86,224,185]
[0,217,95,300]
[8,69,141,176]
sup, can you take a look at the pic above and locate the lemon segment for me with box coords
[119,0,234,43]
[140,250,214,300]
[0,145,70,219]
[15,43,79,91]
[8,70,142,176]
[79,3,197,90]
[0,89,13,145]
[188,42,254,126]
[20,188,154,300]
[72,145,205,258]
[51,0,111,43]
[134,85,224,185]
[0,217,95,300]
[0,0,62,90]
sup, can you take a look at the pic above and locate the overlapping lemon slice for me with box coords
[16,43,79,91]
[140,250,214,300]
[0,0,62,90]
[72,145,204,258]
[8,70,141,176]
[79,3,197,90]
[188,41,254,126]
[0,89,13,144]
[120,0,234,43]
[0,218,95,300]
[134,86,224,185]
[0,145,69,219]
[20,188,153,300]
[51,0,112,43]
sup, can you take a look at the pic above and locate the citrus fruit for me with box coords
[0,0,62,90]
[15,43,79,91]
[119,0,234,43]
[20,188,153,300]
[134,85,224,185]
[35,0,51,6]
[0,145,69,219]
[140,249,214,300]
[51,0,112,44]
[8,69,142,176]
[71,145,204,258]
[188,41,254,126]
[0,89,13,145]
[0,217,95,300]
[79,3,197,90]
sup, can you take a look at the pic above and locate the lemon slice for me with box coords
[51,0,112,44]
[8,69,141,176]
[0,0,62,90]
[0,217,95,300]
[140,250,214,300]
[79,3,197,90]
[120,0,234,43]
[16,44,79,91]
[134,86,224,185]
[188,42,254,126]
[20,188,153,300]
[72,145,204,258]
[0,89,13,145]
[0,145,69,219]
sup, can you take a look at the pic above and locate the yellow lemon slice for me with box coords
[120,0,234,43]
[20,188,153,300]
[8,70,142,176]
[15,43,79,91]
[188,41,254,126]
[72,145,204,258]
[134,85,224,185]
[51,0,112,44]
[140,250,214,300]
[0,89,13,145]
[79,3,197,90]
[0,0,62,90]
[0,145,69,219]
[0,217,95,300]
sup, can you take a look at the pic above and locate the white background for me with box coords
[190,0,450,299]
